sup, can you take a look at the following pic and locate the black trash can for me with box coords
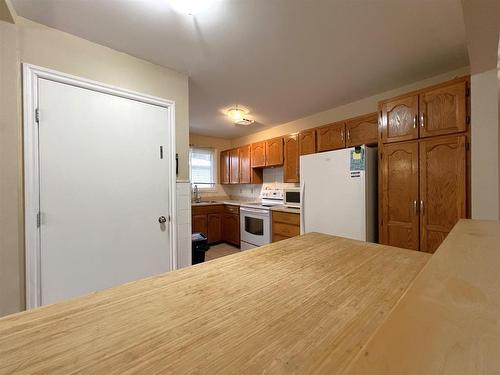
[192,232,210,264]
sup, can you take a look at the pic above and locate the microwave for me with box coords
[283,187,301,208]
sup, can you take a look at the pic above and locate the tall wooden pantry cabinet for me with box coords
[379,77,469,253]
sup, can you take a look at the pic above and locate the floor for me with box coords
[205,243,240,261]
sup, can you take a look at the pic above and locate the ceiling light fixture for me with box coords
[167,0,213,16]
[226,106,255,126]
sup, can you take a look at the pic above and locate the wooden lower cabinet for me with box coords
[192,205,240,246]
[380,134,467,253]
[419,135,466,253]
[380,141,420,251]
[207,214,222,243]
[222,214,240,246]
[272,211,300,242]
[192,214,208,237]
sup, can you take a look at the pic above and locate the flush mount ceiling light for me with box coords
[167,0,213,15]
[226,107,255,126]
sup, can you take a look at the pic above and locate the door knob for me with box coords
[158,216,167,224]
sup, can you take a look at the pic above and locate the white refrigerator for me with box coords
[300,145,377,242]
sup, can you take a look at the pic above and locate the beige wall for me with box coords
[0,19,23,316]
[471,69,500,219]
[231,67,470,147]
[0,16,189,316]
[189,133,232,198]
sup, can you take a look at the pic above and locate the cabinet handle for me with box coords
[413,115,417,129]
[341,130,344,142]
[420,113,425,128]
[347,129,351,141]
[420,200,424,214]
[412,200,417,216]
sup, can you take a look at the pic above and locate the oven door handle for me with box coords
[240,207,268,215]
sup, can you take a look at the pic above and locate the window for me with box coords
[189,147,216,190]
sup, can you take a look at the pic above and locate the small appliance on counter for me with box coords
[283,187,301,208]
[239,187,283,250]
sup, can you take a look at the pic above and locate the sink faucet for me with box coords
[193,184,201,203]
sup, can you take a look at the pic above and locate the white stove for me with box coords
[240,188,283,250]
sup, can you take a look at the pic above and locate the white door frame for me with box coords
[23,63,177,309]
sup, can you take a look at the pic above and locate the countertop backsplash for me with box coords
[221,167,299,201]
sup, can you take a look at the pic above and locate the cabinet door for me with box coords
[229,149,240,184]
[220,151,230,184]
[207,213,222,243]
[192,214,208,237]
[419,135,466,253]
[251,141,266,168]
[283,134,299,183]
[316,122,345,152]
[346,113,378,147]
[380,142,419,250]
[265,137,284,166]
[222,214,240,246]
[299,129,316,155]
[419,80,467,138]
[239,145,251,184]
[380,94,418,143]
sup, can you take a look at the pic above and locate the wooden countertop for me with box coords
[0,233,428,374]
[345,219,500,374]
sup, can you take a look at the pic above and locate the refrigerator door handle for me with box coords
[300,181,305,234]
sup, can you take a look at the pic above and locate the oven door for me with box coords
[240,207,270,247]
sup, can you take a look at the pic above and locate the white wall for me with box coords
[471,69,500,219]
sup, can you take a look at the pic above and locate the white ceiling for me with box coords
[12,0,469,139]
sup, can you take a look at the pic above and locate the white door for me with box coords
[38,78,171,305]
[300,148,367,240]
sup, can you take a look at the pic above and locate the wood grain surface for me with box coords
[346,219,500,374]
[0,233,429,374]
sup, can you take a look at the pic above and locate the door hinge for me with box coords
[35,108,40,124]
[36,212,41,228]
[466,87,470,97]
[466,115,470,125]
[466,142,470,151]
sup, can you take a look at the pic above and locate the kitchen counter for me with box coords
[345,219,500,374]
[270,205,301,214]
[0,233,428,374]
[191,199,254,207]
[192,200,302,214]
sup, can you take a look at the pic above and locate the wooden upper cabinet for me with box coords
[220,150,230,185]
[380,141,419,251]
[239,145,251,184]
[265,137,284,166]
[419,80,467,138]
[299,129,316,155]
[316,122,345,152]
[380,94,419,143]
[251,141,266,168]
[229,149,240,184]
[283,134,299,183]
[419,135,466,253]
[345,113,378,147]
